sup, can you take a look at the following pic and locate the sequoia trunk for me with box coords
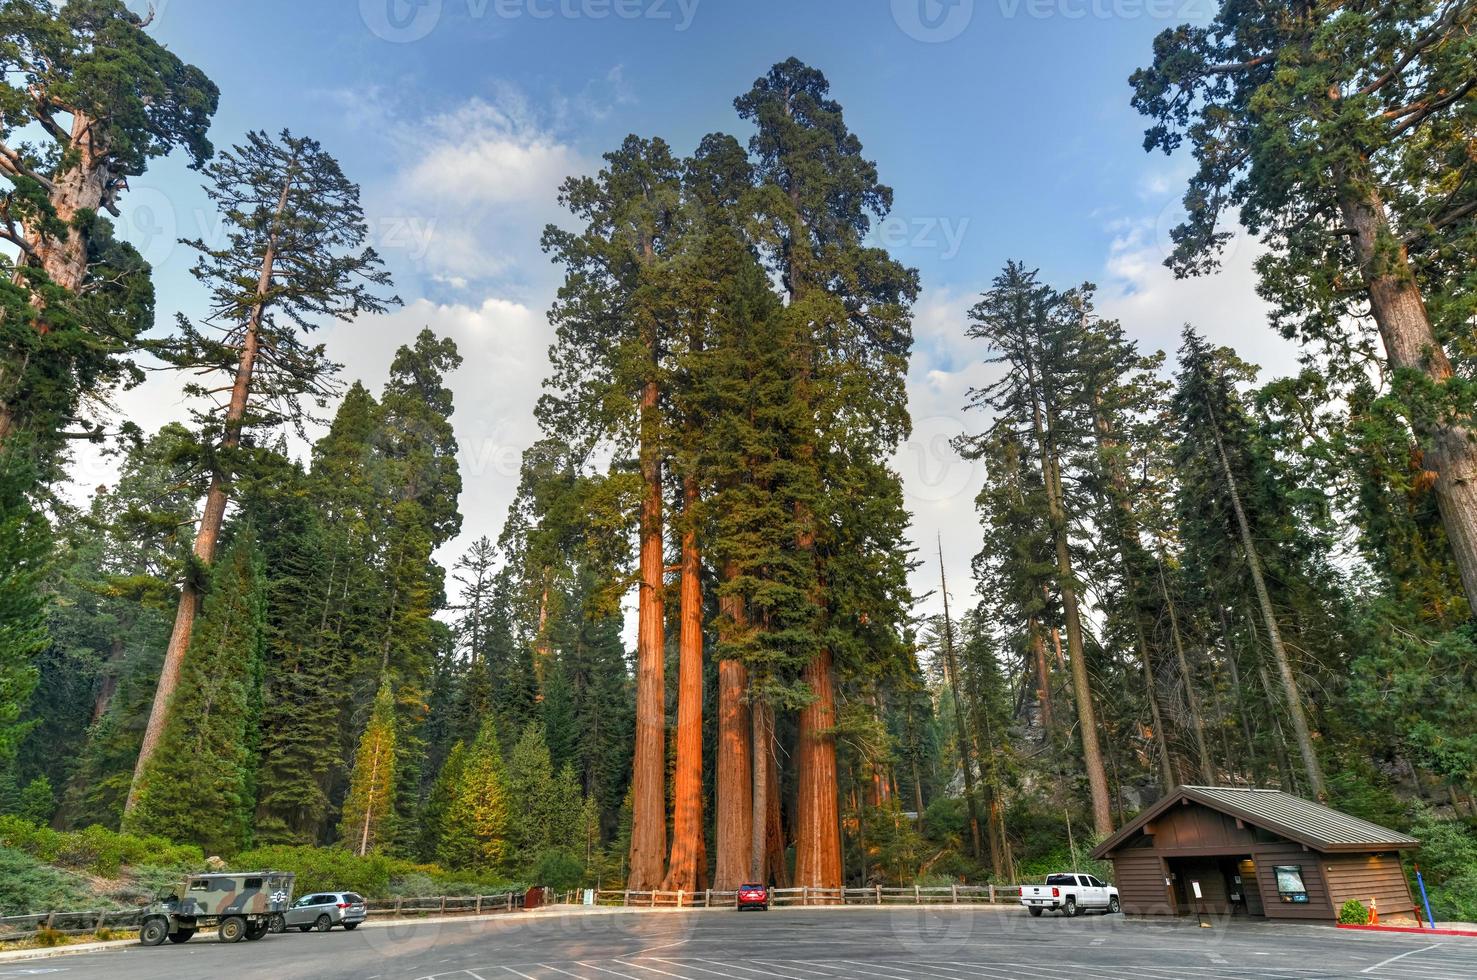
[663,476,706,893]
[794,649,841,888]
[628,375,667,889]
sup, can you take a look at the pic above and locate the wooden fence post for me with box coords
[988,884,996,904]
[914,885,920,904]
[952,884,958,904]
[876,885,882,905]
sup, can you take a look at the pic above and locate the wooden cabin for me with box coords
[1090,786,1420,923]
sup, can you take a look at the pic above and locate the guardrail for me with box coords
[558,884,1025,908]
[2,885,1022,943]
[0,892,527,943]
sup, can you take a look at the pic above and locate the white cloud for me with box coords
[319,296,552,566]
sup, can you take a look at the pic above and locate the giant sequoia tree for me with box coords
[541,136,683,890]
[130,131,396,810]
[1131,0,1477,607]
[735,58,917,888]
[0,0,214,456]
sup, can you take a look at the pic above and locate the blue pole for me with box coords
[1415,866,1435,929]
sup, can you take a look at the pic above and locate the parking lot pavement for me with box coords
[5,907,1477,980]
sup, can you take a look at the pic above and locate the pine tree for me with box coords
[440,718,510,872]
[417,740,466,863]
[956,262,1114,834]
[0,457,46,767]
[1172,328,1327,798]
[340,676,397,856]
[132,131,397,810]
[1131,1,1477,607]
[125,535,264,854]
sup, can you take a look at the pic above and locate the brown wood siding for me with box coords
[1151,800,1259,850]
[1112,851,1172,915]
[1253,848,1333,921]
[1322,854,1415,917]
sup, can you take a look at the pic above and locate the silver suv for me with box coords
[278,891,367,932]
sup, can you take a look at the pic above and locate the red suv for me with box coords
[737,883,770,911]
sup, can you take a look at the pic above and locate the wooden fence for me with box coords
[2,885,1022,942]
[560,885,1026,908]
[0,892,526,942]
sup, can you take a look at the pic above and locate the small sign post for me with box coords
[1192,880,1212,928]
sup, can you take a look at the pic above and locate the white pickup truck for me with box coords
[1019,872,1120,917]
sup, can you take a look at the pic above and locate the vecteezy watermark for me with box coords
[898,415,980,504]
[892,0,976,42]
[994,0,1213,19]
[870,215,971,260]
[360,0,701,42]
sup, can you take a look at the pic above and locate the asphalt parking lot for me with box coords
[4,907,1476,980]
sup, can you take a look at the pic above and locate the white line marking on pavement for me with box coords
[694,959,817,980]
[835,959,973,980]
[501,965,544,980]
[538,964,598,980]
[647,959,752,980]
[634,940,692,956]
[614,959,701,980]
[578,962,650,980]
[1362,943,1442,975]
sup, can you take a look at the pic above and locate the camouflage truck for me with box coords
[139,871,296,945]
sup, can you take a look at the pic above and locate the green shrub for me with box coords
[230,844,518,900]
[531,849,583,892]
[1428,872,1477,923]
[0,816,204,877]
[1408,809,1477,885]
[0,847,92,916]
[1338,899,1370,924]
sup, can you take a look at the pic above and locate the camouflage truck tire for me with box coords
[218,916,246,943]
[139,917,169,946]
[245,921,268,941]
[168,928,195,943]
[267,913,286,933]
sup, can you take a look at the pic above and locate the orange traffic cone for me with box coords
[1369,897,1379,925]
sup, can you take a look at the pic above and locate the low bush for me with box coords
[231,844,520,900]
[1338,899,1370,924]
[1427,872,1477,924]
[0,847,93,916]
[0,816,204,878]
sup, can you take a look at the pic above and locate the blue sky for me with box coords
[95,0,1295,624]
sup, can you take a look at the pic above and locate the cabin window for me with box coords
[188,879,209,892]
[244,878,263,889]
[1274,865,1308,903]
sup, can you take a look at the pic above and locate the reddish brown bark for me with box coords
[749,697,770,882]
[794,649,841,889]
[713,561,752,891]
[627,375,667,889]
[764,735,787,888]
[662,476,705,893]
[0,111,110,443]
[126,163,296,814]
